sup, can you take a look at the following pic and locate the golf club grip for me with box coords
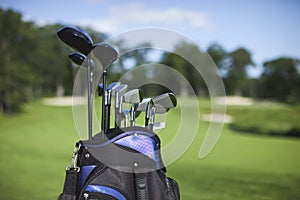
[105,104,111,134]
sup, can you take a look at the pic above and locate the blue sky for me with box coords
[1,0,299,77]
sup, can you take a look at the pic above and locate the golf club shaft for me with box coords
[101,70,107,135]
[87,55,93,140]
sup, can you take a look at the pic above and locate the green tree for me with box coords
[162,41,207,96]
[0,8,38,114]
[33,24,73,97]
[225,48,255,95]
[207,43,226,70]
[260,57,300,103]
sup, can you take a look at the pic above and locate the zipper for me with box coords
[78,165,107,198]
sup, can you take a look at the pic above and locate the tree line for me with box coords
[1,8,299,114]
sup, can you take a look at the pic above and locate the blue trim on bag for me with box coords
[84,131,163,168]
[86,131,159,149]
[85,185,126,200]
[79,165,96,191]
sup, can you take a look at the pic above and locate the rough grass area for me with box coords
[0,99,300,200]
[227,103,300,137]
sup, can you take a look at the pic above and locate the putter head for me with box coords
[69,52,94,68]
[92,43,118,69]
[153,92,177,114]
[57,26,93,55]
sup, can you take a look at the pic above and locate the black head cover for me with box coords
[57,26,93,55]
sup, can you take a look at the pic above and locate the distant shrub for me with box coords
[228,104,300,137]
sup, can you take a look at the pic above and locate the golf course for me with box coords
[0,98,299,200]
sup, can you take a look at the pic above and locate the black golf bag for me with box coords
[58,127,180,200]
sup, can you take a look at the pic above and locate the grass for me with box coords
[0,99,300,199]
[227,102,300,137]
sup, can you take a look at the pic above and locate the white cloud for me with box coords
[78,3,211,33]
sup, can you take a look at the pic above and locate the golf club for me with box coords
[57,26,93,55]
[57,26,94,140]
[136,98,154,127]
[122,109,130,127]
[129,103,139,126]
[93,44,118,135]
[113,84,128,129]
[118,89,143,128]
[98,82,121,134]
[69,52,95,69]
[153,92,177,113]
[148,92,177,129]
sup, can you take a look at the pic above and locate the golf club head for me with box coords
[98,82,121,97]
[122,89,143,104]
[113,84,128,97]
[113,84,128,129]
[114,84,128,110]
[107,82,121,91]
[98,83,104,96]
[136,98,154,111]
[153,92,177,114]
[69,52,94,68]
[118,89,143,117]
[136,98,154,126]
[106,82,121,105]
[57,26,93,55]
[92,43,118,69]
[152,122,166,131]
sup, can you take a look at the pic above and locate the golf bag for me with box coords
[57,127,180,200]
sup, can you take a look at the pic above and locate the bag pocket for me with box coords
[166,177,180,200]
[79,185,127,200]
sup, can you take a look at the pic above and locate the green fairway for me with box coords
[0,99,300,200]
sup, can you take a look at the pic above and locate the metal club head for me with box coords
[98,82,121,97]
[122,89,143,104]
[136,98,154,112]
[153,92,177,114]
[92,43,118,70]
[69,52,94,68]
[107,82,121,91]
[113,84,128,129]
[136,98,154,126]
[119,89,143,127]
[113,84,128,109]
[106,82,121,105]
[57,26,93,55]
[118,89,143,117]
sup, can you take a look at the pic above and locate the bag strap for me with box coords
[134,172,148,200]
[57,143,81,200]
